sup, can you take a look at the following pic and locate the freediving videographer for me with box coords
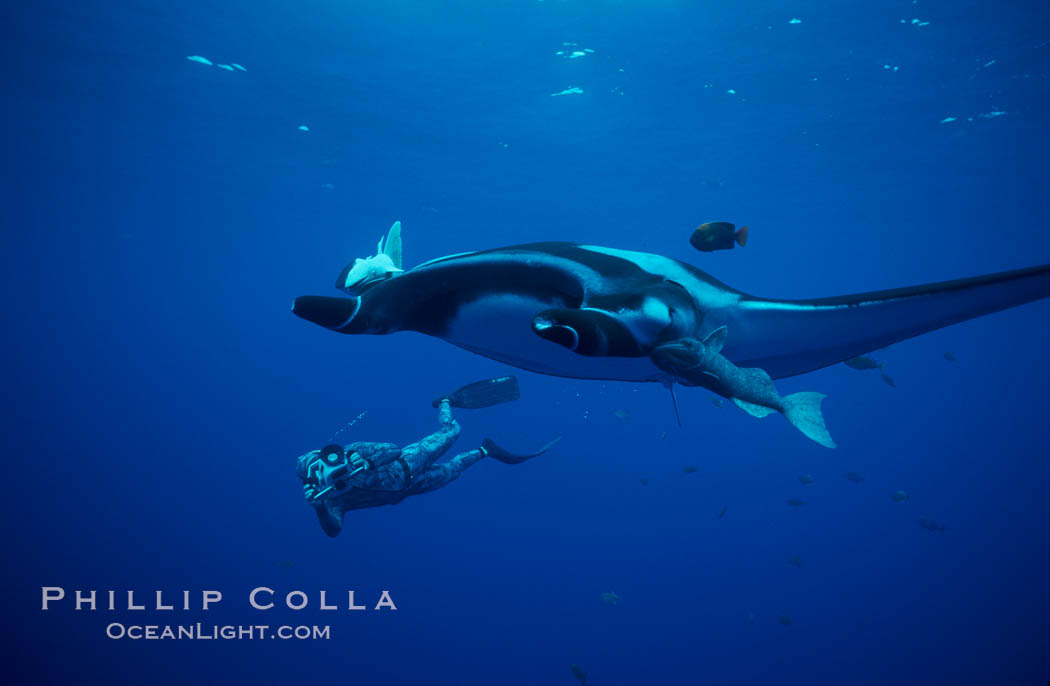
[296,376,560,537]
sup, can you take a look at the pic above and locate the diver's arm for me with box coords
[347,442,401,468]
[366,444,401,468]
[301,481,343,537]
[314,503,343,538]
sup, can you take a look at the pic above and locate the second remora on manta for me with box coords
[293,222,1050,447]
[650,328,835,448]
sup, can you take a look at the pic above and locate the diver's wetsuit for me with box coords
[295,400,485,537]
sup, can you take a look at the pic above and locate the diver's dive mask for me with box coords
[305,444,369,503]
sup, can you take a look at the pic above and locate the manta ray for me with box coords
[292,222,1050,445]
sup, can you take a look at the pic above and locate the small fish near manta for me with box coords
[690,221,749,252]
[293,222,1050,446]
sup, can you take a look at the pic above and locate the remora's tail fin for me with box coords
[434,376,520,409]
[781,392,836,448]
[728,263,1050,379]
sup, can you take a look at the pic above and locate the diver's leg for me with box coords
[400,399,461,474]
[407,448,486,495]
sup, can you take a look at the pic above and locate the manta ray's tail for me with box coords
[729,263,1050,379]
[781,392,836,449]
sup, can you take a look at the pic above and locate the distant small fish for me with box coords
[787,498,806,507]
[711,397,724,408]
[798,474,815,485]
[658,431,668,440]
[614,409,629,419]
[186,55,212,66]
[279,561,295,569]
[778,614,793,625]
[845,471,865,484]
[690,221,749,252]
[600,592,619,605]
[880,372,897,388]
[892,490,909,502]
[917,518,945,534]
[683,465,698,474]
[216,63,234,71]
[943,352,957,362]
[786,555,803,568]
[719,505,727,518]
[844,356,883,371]
[231,63,247,71]
[639,477,649,486]
[570,664,588,686]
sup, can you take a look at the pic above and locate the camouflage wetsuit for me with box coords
[296,399,485,537]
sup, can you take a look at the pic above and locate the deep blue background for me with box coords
[5,1,1050,684]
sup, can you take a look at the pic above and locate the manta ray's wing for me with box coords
[722,263,1050,379]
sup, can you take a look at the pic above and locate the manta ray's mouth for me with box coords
[292,295,360,330]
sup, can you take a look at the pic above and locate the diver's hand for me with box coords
[303,483,323,507]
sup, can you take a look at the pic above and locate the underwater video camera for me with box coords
[306,444,369,502]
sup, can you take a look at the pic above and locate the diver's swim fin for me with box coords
[433,376,521,409]
[482,436,561,464]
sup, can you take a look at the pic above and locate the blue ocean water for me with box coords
[6,1,1050,683]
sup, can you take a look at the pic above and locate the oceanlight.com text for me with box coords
[105,623,331,640]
